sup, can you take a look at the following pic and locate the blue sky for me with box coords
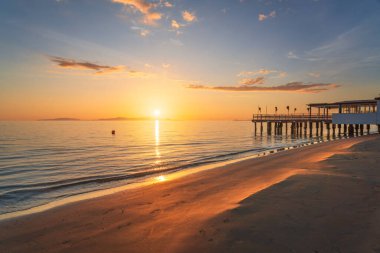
[0,0,380,120]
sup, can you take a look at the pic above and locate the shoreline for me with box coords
[0,134,362,221]
[0,134,378,253]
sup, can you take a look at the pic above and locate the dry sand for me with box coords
[0,135,379,253]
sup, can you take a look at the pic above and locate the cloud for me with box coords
[187,82,339,93]
[139,29,150,36]
[287,51,299,59]
[171,19,182,29]
[277,71,288,78]
[308,72,321,78]
[258,10,276,21]
[131,26,150,37]
[239,77,265,85]
[238,68,277,76]
[162,63,171,68]
[50,56,127,74]
[112,0,163,25]
[282,22,380,78]
[162,1,173,8]
[48,56,152,77]
[289,23,380,69]
[182,10,197,22]
[170,12,196,34]
[238,69,288,79]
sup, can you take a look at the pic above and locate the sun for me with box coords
[153,109,161,118]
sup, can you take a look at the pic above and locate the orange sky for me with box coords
[0,0,379,120]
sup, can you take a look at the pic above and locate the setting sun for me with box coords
[153,109,161,118]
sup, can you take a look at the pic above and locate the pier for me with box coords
[251,113,336,137]
[252,97,380,137]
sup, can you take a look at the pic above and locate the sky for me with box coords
[0,0,380,120]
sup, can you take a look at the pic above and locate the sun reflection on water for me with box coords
[155,175,166,182]
[155,120,161,159]
[155,120,160,145]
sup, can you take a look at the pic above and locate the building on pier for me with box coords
[251,97,380,136]
[308,97,379,125]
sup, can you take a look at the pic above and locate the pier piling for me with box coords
[320,122,324,136]
[348,124,354,136]
[267,122,272,135]
[252,97,379,139]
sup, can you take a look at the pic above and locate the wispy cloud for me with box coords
[48,56,149,77]
[139,29,150,36]
[238,68,277,77]
[258,10,276,22]
[182,10,197,22]
[287,23,380,75]
[308,72,321,78]
[131,26,150,36]
[112,0,163,25]
[239,77,265,85]
[277,71,288,78]
[187,82,339,93]
[162,1,173,8]
[238,69,288,79]
[287,51,299,59]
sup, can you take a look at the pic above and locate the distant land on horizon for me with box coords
[38,117,169,121]
[97,117,150,121]
[38,118,81,121]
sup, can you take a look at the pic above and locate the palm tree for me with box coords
[275,106,278,114]
[294,108,297,114]
[286,106,290,115]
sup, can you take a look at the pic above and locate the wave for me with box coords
[0,145,283,206]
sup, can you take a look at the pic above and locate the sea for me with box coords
[0,120,371,216]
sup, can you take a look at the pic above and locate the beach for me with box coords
[0,135,379,253]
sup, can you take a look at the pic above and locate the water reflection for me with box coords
[155,120,161,159]
[155,175,166,182]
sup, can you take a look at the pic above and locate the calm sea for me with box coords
[0,120,335,215]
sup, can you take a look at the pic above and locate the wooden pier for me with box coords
[252,98,380,137]
[251,113,371,137]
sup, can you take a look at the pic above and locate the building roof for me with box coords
[307,103,338,109]
[308,98,378,108]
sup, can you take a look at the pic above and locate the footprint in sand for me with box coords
[103,208,114,215]
[117,222,132,230]
[150,209,161,215]
[223,218,230,223]
[138,202,153,206]
[199,229,206,236]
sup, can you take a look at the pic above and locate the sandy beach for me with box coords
[0,135,379,253]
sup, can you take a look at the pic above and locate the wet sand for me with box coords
[0,135,379,253]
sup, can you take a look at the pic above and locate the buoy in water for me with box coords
[111,130,115,135]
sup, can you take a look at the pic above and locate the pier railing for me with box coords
[252,113,332,122]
